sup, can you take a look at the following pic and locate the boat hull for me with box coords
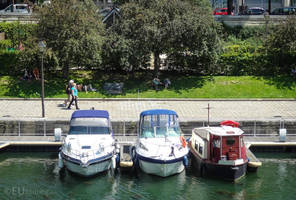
[61,153,112,176]
[137,154,185,177]
[191,154,247,181]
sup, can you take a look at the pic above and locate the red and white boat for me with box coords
[188,121,248,181]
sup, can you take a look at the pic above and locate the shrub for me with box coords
[0,22,37,48]
[0,50,20,75]
[0,39,12,50]
[218,42,264,75]
[222,24,265,41]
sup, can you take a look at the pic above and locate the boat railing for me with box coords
[140,138,182,148]
[63,144,114,160]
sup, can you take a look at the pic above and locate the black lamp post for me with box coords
[38,41,46,118]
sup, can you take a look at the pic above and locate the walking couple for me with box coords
[65,80,80,110]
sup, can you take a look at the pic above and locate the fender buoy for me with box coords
[180,135,187,148]
[116,154,120,168]
[183,155,188,168]
[111,155,116,170]
[58,152,64,168]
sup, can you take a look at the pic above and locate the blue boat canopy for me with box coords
[140,109,177,117]
[71,110,109,119]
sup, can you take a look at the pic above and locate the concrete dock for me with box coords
[1,135,296,151]
[0,99,296,151]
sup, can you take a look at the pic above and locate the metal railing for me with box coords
[0,120,296,137]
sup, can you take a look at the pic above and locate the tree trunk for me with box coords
[153,52,160,76]
[63,63,69,80]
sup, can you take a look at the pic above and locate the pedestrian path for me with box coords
[0,99,295,121]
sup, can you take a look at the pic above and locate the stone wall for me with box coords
[215,15,287,27]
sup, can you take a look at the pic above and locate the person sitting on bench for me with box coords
[152,77,162,91]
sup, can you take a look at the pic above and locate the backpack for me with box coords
[66,85,71,94]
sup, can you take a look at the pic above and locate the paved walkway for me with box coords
[0,99,295,121]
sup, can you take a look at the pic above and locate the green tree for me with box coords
[109,0,220,75]
[101,32,151,71]
[37,0,105,78]
[265,16,296,75]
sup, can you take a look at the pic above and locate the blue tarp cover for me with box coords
[140,109,177,117]
[71,110,109,119]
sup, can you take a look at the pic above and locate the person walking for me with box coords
[67,83,80,110]
[64,80,74,107]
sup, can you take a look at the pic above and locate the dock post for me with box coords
[254,120,256,137]
[123,120,126,136]
[18,121,21,136]
[43,120,46,136]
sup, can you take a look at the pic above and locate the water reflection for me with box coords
[0,152,295,200]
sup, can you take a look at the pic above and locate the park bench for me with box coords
[103,82,124,94]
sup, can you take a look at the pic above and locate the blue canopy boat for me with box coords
[59,110,119,176]
[133,109,189,177]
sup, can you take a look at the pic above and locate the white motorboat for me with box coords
[59,110,119,176]
[133,109,189,177]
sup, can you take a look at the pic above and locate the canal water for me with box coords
[0,152,295,200]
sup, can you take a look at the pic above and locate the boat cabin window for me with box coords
[213,138,221,148]
[226,137,235,146]
[69,126,109,135]
[194,141,199,152]
[199,145,203,154]
[140,114,181,138]
[69,117,110,134]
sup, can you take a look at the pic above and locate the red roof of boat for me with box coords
[220,120,240,127]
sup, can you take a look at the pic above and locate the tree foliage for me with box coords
[0,22,37,48]
[101,32,151,71]
[265,16,296,75]
[37,0,105,78]
[105,0,220,75]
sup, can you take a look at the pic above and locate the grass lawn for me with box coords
[0,71,295,98]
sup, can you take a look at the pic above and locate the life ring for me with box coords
[180,135,187,148]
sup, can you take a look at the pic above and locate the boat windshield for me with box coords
[140,114,181,138]
[69,117,110,134]
[69,126,110,135]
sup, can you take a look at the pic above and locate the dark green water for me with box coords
[0,152,295,200]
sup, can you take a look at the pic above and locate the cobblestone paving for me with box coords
[0,99,295,121]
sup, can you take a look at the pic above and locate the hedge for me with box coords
[217,42,265,75]
[0,22,37,48]
[0,39,12,49]
[0,50,20,75]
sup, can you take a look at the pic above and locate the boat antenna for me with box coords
[204,103,212,126]
[207,103,210,126]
